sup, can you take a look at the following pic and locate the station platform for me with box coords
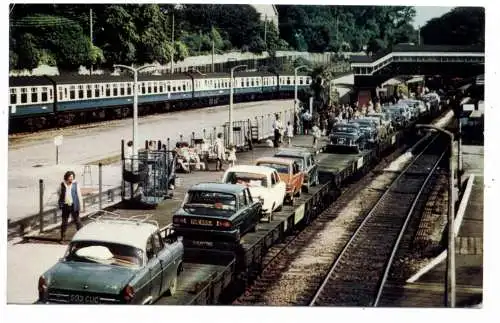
[381,144,483,307]
[7,99,293,222]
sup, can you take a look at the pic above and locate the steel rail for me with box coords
[309,133,443,306]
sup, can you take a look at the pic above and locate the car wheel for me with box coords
[167,276,177,296]
[250,224,257,233]
[303,184,309,193]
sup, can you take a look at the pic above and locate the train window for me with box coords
[306,78,310,85]
[126,83,132,95]
[182,84,186,91]
[69,86,76,100]
[94,84,100,98]
[30,87,38,103]
[119,84,124,96]
[104,84,110,97]
[167,85,171,92]
[286,77,291,85]
[58,88,63,100]
[41,87,48,102]
[153,83,158,93]
[240,80,244,87]
[86,85,92,98]
[246,78,249,87]
[10,88,16,104]
[141,83,146,94]
[225,81,228,87]
[49,88,53,100]
[78,85,84,99]
[251,79,255,87]
[299,78,303,85]
[20,88,27,103]
[147,82,152,94]
[112,84,118,96]
[159,82,164,93]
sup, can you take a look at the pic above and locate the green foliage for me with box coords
[421,7,485,46]
[277,5,417,53]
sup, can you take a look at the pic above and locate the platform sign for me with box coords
[357,157,364,170]
[54,135,63,146]
[294,204,305,225]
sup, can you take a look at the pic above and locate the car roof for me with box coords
[275,148,310,158]
[256,156,294,165]
[189,182,245,194]
[72,220,158,251]
[224,165,276,176]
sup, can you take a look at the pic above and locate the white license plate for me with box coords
[191,219,213,226]
[69,294,100,304]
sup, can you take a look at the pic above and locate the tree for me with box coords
[420,7,485,46]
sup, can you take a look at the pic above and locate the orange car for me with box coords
[255,157,305,205]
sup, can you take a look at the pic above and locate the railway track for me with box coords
[233,133,448,306]
[310,133,447,307]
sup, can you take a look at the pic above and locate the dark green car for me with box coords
[37,216,184,304]
[173,183,262,242]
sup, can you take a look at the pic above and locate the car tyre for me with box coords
[303,184,309,193]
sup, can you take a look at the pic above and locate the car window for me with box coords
[224,171,268,187]
[183,191,236,212]
[271,173,277,186]
[239,191,248,207]
[66,241,143,268]
[258,162,289,174]
[153,233,163,253]
[146,236,155,261]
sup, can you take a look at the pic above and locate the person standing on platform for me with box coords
[58,171,83,242]
[272,114,283,148]
[214,133,225,171]
[285,121,294,146]
[311,123,321,149]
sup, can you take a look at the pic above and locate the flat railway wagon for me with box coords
[150,105,446,305]
[8,70,313,133]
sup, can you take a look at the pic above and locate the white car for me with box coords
[222,165,286,221]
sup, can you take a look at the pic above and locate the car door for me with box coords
[238,190,251,233]
[145,235,163,300]
[246,188,261,223]
[154,232,173,296]
[231,193,244,231]
[272,171,284,206]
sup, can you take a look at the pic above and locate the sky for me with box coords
[412,6,454,28]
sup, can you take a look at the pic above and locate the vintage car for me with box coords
[221,165,286,221]
[328,123,365,153]
[172,183,262,241]
[37,214,184,305]
[255,157,304,205]
[383,104,411,129]
[273,147,319,193]
[350,118,379,144]
[366,112,393,135]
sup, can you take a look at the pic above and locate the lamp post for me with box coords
[114,64,158,158]
[416,124,455,308]
[294,65,309,114]
[229,64,247,146]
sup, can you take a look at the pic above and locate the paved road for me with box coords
[8,100,294,221]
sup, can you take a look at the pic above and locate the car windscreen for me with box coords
[183,191,236,212]
[332,126,358,134]
[277,156,304,170]
[65,241,143,268]
[257,162,289,174]
[224,171,268,187]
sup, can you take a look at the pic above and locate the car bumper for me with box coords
[174,225,240,242]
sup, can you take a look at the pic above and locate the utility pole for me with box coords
[90,8,93,75]
[212,38,215,73]
[170,12,175,74]
[264,14,268,50]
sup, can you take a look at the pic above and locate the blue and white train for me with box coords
[8,71,312,133]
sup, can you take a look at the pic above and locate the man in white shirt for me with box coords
[272,114,283,148]
[214,133,225,171]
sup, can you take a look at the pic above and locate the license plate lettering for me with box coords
[191,219,212,226]
[70,294,100,304]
